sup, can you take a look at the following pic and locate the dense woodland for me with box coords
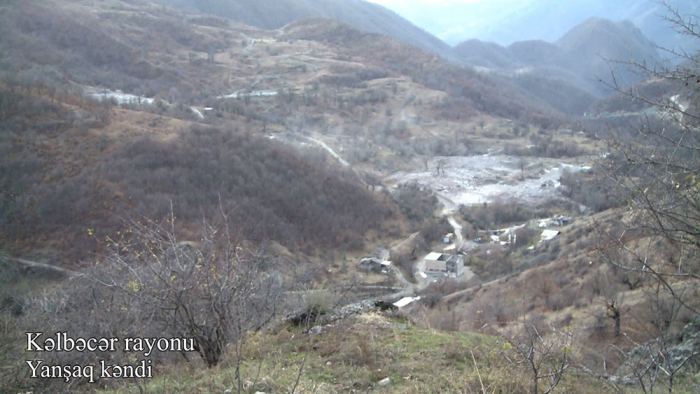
[0,85,398,261]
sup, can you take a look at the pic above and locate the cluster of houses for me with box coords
[360,214,571,280]
[358,245,467,279]
[538,215,572,228]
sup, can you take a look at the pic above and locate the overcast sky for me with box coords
[366,0,699,51]
[365,0,514,44]
[367,0,485,16]
[368,0,484,6]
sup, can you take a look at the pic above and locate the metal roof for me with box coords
[393,296,420,308]
[541,230,561,241]
[425,252,444,261]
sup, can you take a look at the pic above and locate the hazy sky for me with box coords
[365,0,699,48]
[367,0,485,16]
[368,0,484,6]
[365,0,511,44]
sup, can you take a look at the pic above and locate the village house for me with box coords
[443,233,455,244]
[359,257,392,273]
[424,252,465,277]
[540,229,561,242]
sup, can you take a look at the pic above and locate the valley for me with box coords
[0,0,698,393]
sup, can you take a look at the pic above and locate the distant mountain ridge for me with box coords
[151,0,458,61]
[454,17,661,103]
[395,0,699,52]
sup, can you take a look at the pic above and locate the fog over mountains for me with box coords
[456,18,662,97]
[151,0,679,105]
[370,0,699,52]
[154,0,693,64]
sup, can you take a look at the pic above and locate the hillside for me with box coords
[278,18,562,122]
[0,0,581,267]
[151,0,672,113]
[453,39,521,70]
[556,18,661,88]
[95,310,616,393]
[152,0,459,62]
[2,0,698,393]
[0,84,400,261]
[0,0,413,264]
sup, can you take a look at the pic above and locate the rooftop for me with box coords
[541,229,561,241]
[393,296,420,308]
[425,252,444,261]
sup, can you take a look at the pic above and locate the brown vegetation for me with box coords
[0,81,397,261]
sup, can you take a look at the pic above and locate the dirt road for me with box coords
[307,137,350,166]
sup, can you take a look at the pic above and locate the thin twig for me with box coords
[471,349,487,394]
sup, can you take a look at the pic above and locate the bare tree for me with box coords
[591,267,626,338]
[598,0,700,284]
[491,318,574,394]
[94,208,283,372]
[589,2,700,390]
[0,308,26,393]
[13,207,283,392]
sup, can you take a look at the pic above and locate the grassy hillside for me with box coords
[4,0,697,392]
[415,207,700,387]
[95,312,617,393]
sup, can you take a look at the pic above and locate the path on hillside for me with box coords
[436,192,464,248]
[305,137,374,190]
[240,32,255,54]
[306,137,350,166]
[2,255,75,277]
[390,231,420,253]
[447,216,463,243]
[296,138,421,292]
[387,231,421,289]
[412,192,476,286]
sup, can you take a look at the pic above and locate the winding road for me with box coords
[306,138,475,292]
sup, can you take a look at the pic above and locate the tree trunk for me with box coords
[609,306,621,337]
[606,300,622,337]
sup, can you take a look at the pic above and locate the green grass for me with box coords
[95,313,650,394]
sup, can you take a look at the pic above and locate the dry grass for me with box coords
[415,210,700,385]
[97,312,621,394]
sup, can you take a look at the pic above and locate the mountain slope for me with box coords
[453,17,661,105]
[396,0,699,52]
[453,39,522,70]
[556,18,661,88]
[152,0,458,61]
[0,0,571,264]
[279,18,562,123]
[0,0,407,262]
